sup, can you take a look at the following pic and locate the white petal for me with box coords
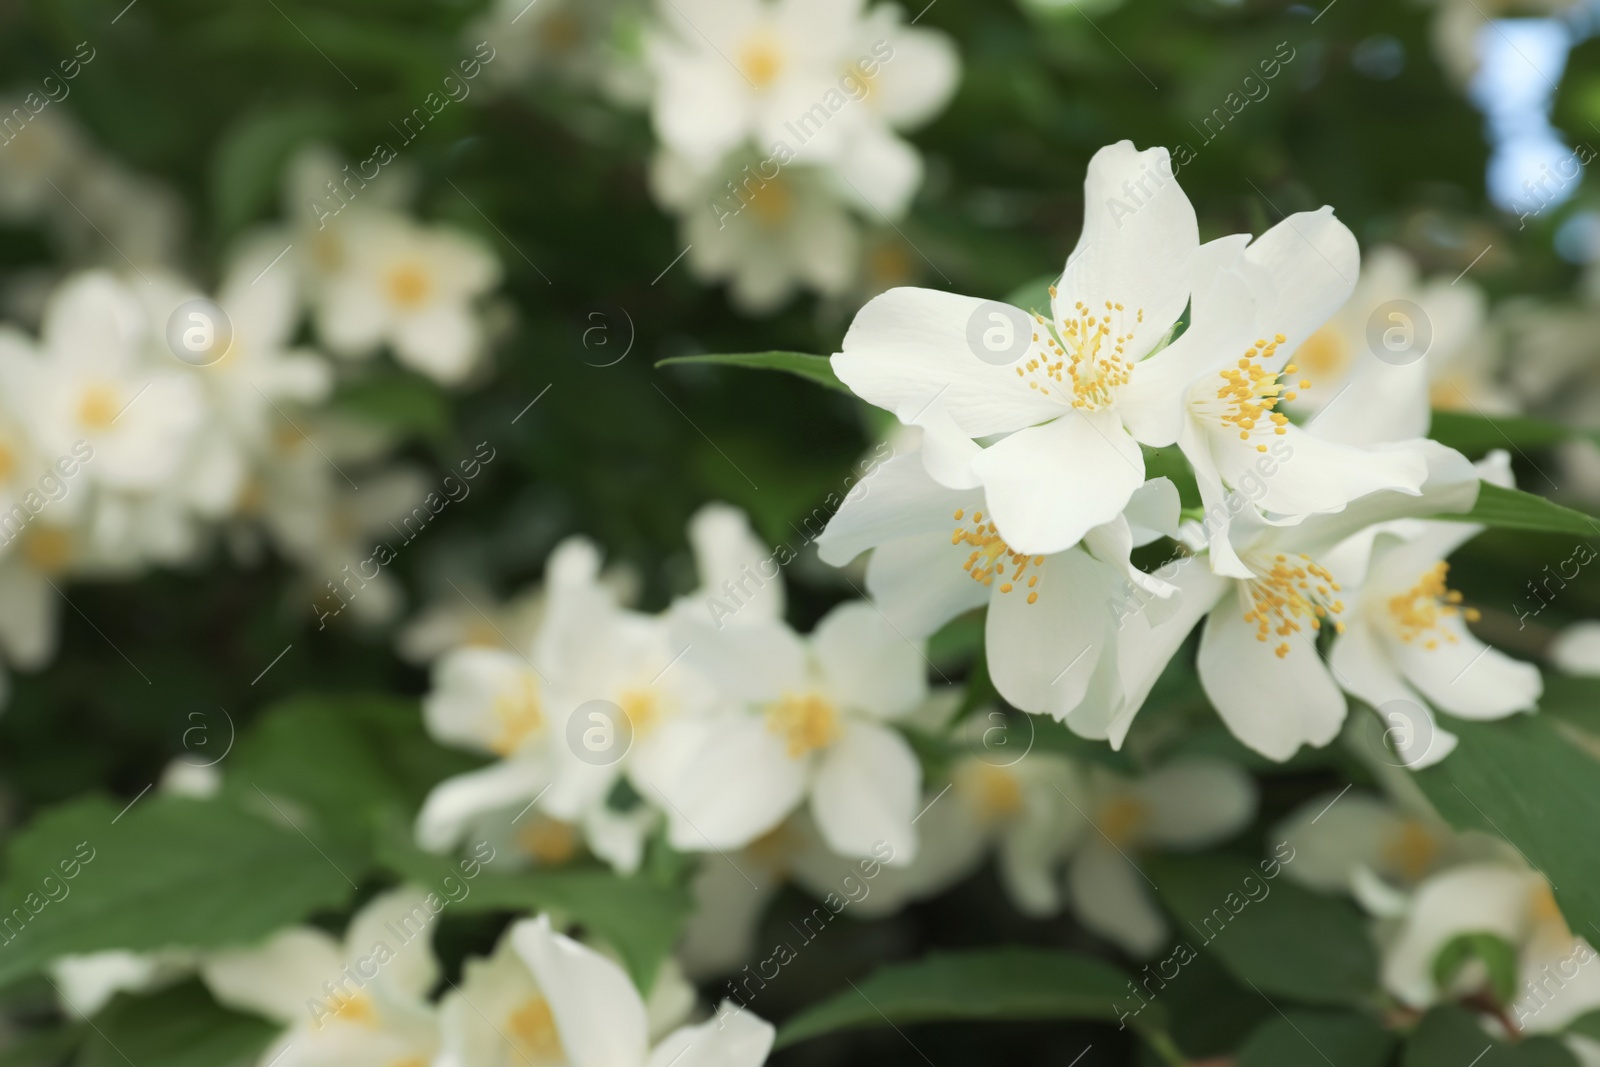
[1238,206,1361,355]
[1197,591,1346,761]
[1391,615,1541,720]
[1134,758,1257,849]
[833,126,922,219]
[514,915,650,1067]
[201,927,344,1025]
[832,288,1060,437]
[646,1002,775,1067]
[811,600,928,718]
[985,547,1122,721]
[1056,142,1197,365]
[810,720,921,864]
[1381,865,1540,1009]
[971,410,1145,555]
[815,450,969,566]
[1103,559,1228,747]
[344,887,439,1005]
[864,529,991,639]
[415,761,550,853]
[1551,621,1600,676]
[675,616,806,703]
[687,502,783,622]
[1067,842,1168,957]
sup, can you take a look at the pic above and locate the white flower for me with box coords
[1550,621,1600,677]
[49,949,196,1018]
[650,150,860,313]
[0,101,89,221]
[317,211,500,385]
[643,599,927,860]
[816,448,1181,731]
[1274,790,1475,902]
[468,0,640,98]
[1380,863,1600,1035]
[832,141,1202,554]
[1149,210,1429,550]
[200,888,441,1067]
[439,915,773,1067]
[1287,246,1515,448]
[645,0,958,208]
[1327,452,1542,768]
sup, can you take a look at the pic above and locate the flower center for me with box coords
[490,673,543,755]
[738,35,784,88]
[951,508,1042,604]
[384,262,432,309]
[1096,795,1149,847]
[1385,561,1479,650]
[508,994,565,1064]
[76,384,120,430]
[1243,552,1345,658]
[766,692,839,758]
[1291,324,1349,385]
[745,176,793,228]
[1019,290,1142,411]
[518,816,578,865]
[1209,338,1307,451]
[23,527,71,575]
[957,762,1024,821]
[1380,818,1441,884]
[618,687,663,738]
[328,991,377,1028]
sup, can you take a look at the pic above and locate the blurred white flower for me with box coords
[201,887,441,1067]
[317,212,501,385]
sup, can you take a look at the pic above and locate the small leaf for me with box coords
[1433,482,1600,537]
[775,947,1146,1050]
[78,982,277,1067]
[332,372,452,443]
[1430,410,1599,457]
[1236,1008,1395,1067]
[656,352,849,394]
[1146,854,1379,1006]
[209,103,341,236]
[1003,274,1054,316]
[1433,932,1519,1005]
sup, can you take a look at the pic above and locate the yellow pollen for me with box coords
[327,991,377,1027]
[1381,818,1440,884]
[490,673,543,756]
[1528,883,1567,930]
[508,995,565,1063]
[384,262,433,309]
[1021,299,1143,410]
[77,385,120,430]
[1243,552,1343,651]
[1386,562,1479,646]
[956,762,1024,821]
[1212,339,1300,442]
[1096,796,1149,847]
[23,527,71,575]
[744,177,793,228]
[766,693,840,757]
[951,508,1043,599]
[618,688,663,737]
[518,816,578,866]
[738,36,784,88]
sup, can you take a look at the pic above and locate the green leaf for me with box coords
[1146,854,1379,1006]
[1430,410,1598,457]
[1434,932,1519,1005]
[77,982,277,1067]
[1402,1004,1577,1066]
[0,795,354,989]
[774,947,1143,1050]
[655,352,849,394]
[374,827,690,991]
[208,103,342,236]
[1003,274,1054,316]
[1534,674,1600,735]
[332,372,452,443]
[1414,715,1600,948]
[1434,482,1600,537]
[1236,1009,1395,1067]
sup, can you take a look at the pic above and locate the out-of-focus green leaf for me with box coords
[77,982,277,1067]
[209,102,342,235]
[332,373,453,443]
[656,352,848,393]
[1236,1009,1394,1067]
[1433,483,1600,537]
[375,827,690,992]
[1402,1004,1577,1065]
[774,948,1145,1049]
[1146,854,1379,1006]
[1535,674,1600,734]
[1434,932,1519,1005]
[1003,273,1054,314]
[1430,410,1599,456]
[1414,715,1600,946]
[0,796,353,989]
